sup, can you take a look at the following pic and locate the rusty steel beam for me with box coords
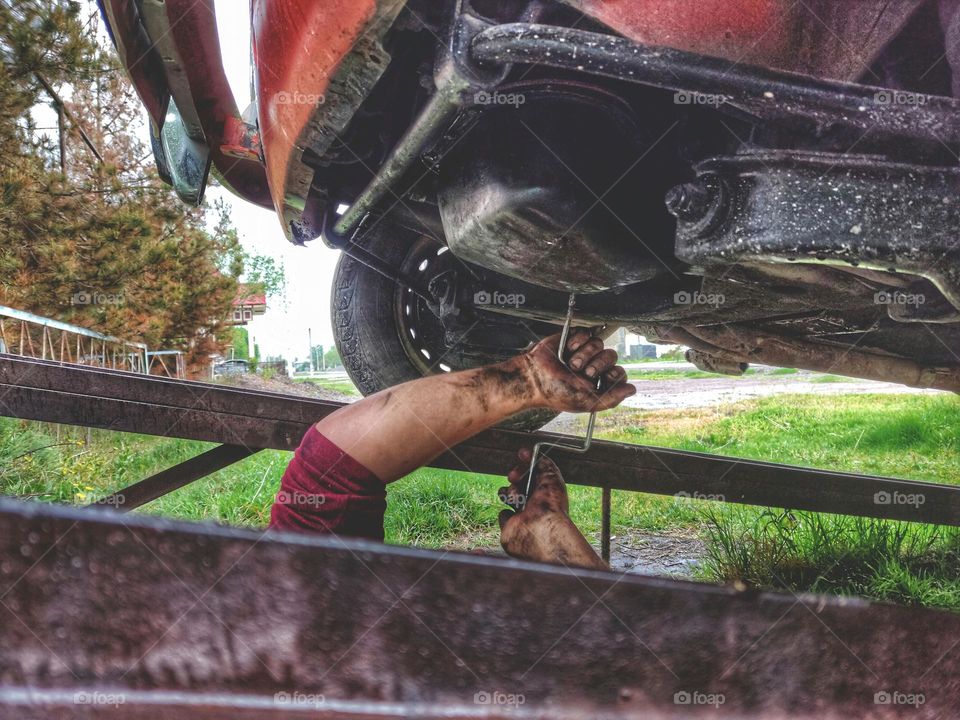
[0,382,310,451]
[1,355,959,525]
[0,355,328,424]
[97,444,259,512]
[0,499,957,718]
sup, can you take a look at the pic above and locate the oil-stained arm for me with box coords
[316,331,636,483]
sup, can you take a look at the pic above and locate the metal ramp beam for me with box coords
[0,354,957,525]
[0,499,956,719]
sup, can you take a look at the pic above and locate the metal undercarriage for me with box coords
[312,1,960,386]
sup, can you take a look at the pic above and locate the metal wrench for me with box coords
[521,293,599,510]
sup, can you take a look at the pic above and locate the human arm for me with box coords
[316,330,636,483]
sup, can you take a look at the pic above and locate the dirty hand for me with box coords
[497,448,606,569]
[520,330,636,412]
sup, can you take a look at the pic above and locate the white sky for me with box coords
[210,0,341,362]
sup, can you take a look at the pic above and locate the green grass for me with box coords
[296,377,361,396]
[626,368,722,380]
[593,394,960,610]
[2,393,959,610]
[699,508,960,610]
[0,420,287,527]
[384,468,504,548]
[597,394,960,483]
[384,468,702,550]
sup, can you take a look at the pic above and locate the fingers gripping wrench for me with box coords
[522,293,600,510]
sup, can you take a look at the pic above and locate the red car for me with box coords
[100,0,960,426]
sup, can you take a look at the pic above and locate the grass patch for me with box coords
[597,394,960,484]
[384,468,701,550]
[384,468,503,549]
[297,377,361,396]
[769,367,798,375]
[700,509,960,611]
[0,419,288,527]
[627,368,721,380]
[594,393,960,610]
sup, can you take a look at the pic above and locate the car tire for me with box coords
[331,222,558,432]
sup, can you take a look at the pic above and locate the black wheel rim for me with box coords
[394,237,464,376]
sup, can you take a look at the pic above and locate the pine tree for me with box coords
[0,0,245,375]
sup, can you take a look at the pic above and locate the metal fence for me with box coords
[0,304,148,373]
[146,350,186,378]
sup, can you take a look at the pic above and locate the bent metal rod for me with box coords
[522,293,599,509]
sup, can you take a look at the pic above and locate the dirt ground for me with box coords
[621,370,941,411]
[219,372,351,402]
[544,370,942,434]
[475,528,705,578]
[604,529,705,578]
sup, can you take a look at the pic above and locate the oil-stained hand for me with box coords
[520,330,636,412]
[498,448,606,570]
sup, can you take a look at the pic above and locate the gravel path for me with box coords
[621,371,942,411]
[217,372,352,402]
[544,371,942,433]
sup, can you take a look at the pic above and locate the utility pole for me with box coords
[307,328,313,372]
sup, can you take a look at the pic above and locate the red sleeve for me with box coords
[269,426,386,541]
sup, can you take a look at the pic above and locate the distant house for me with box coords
[609,327,661,360]
[230,285,267,326]
[634,343,658,360]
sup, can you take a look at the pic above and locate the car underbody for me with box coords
[102,0,960,409]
